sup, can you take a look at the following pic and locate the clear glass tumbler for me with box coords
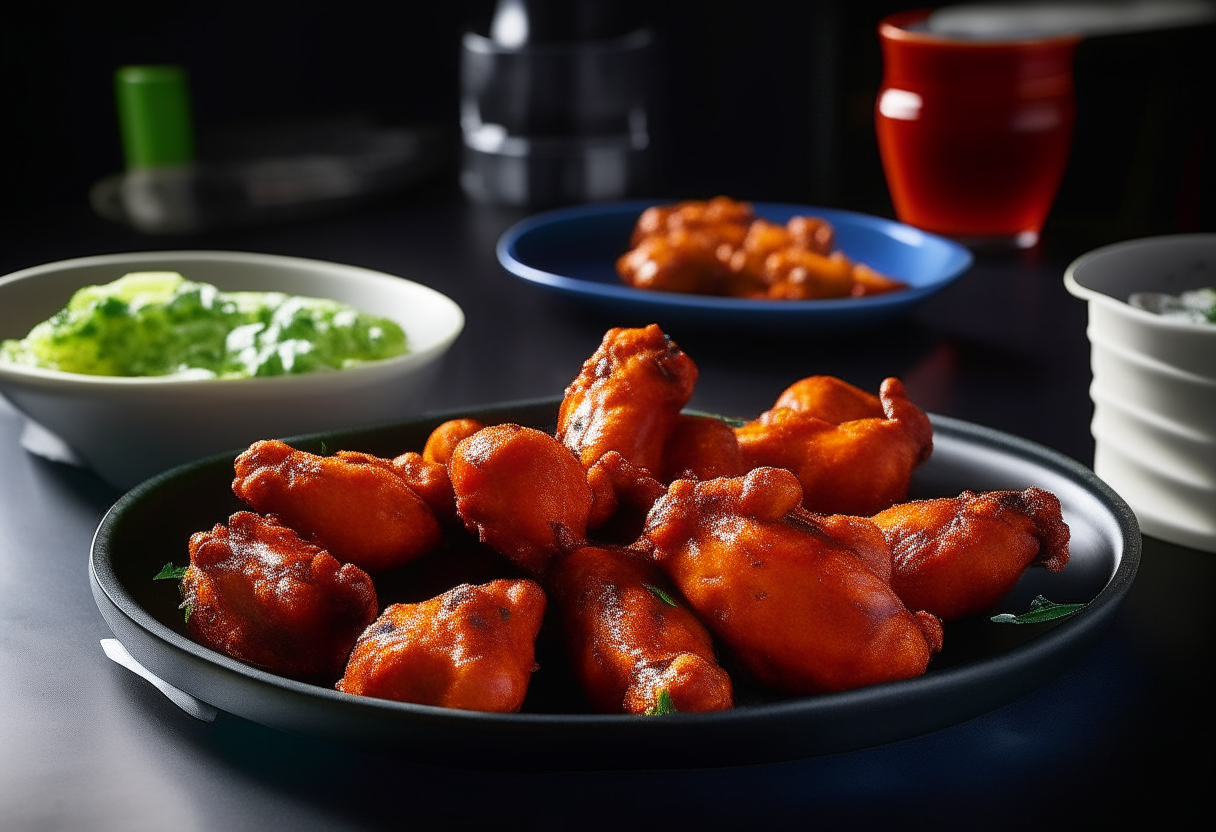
[460,27,652,207]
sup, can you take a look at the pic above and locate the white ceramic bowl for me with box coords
[1064,234,1216,551]
[0,251,464,489]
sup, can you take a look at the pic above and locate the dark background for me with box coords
[3,0,1214,244]
[1,5,1214,827]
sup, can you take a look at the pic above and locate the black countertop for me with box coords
[0,187,1210,828]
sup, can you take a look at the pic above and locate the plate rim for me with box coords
[89,399,1141,762]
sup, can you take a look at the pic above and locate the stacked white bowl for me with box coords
[1065,234,1216,552]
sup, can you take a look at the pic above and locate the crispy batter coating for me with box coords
[449,424,591,577]
[383,419,486,522]
[390,451,456,522]
[872,488,1071,621]
[233,440,443,573]
[183,511,378,681]
[772,375,885,423]
[557,324,698,474]
[735,377,933,515]
[586,451,667,543]
[661,414,747,483]
[644,468,941,695]
[551,545,733,714]
[337,579,546,712]
[423,418,485,465]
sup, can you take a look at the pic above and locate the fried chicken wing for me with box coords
[381,419,487,522]
[585,451,667,543]
[390,451,456,522]
[550,544,733,714]
[619,198,905,300]
[422,418,485,465]
[850,262,910,297]
[183,511,378,681]
[735,377,933,515]
[762,249,855,300]
[726,219,796,288]
[660,414,747,483]
[449,424,591,577]
[643,468,941,695]
[616,229,737,295]
[786,215,835,255]
[872,488,1071,621]
[337,579,546,712]
[772,375,884,423]
[630,195,754,246]
[233,440,443,573]
[557,324,698,474]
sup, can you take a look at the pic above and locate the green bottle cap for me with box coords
[115,65,196,169]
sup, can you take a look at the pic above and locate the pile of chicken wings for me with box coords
[175,324,1070,714]
[617,196,909,299]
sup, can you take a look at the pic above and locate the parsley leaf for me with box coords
[644,584,678,608]
[645,689,678,716]
[153,562,188,581]
[991,594,1084,624]
[681,409,747,428]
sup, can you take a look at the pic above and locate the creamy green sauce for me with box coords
[0,271,408,378]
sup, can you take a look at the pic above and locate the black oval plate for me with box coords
[90,398,1139,770]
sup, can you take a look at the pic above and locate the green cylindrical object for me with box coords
[115,65,195,169]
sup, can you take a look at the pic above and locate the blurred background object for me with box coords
[875,12,1081,250]
[926,0,1216,39]
[93,63,450,234]
[114,65,195,170]
[874,1,1216,250]
[2,0,1214,244]
[459,0,652,207]
[1064,234,1216,552]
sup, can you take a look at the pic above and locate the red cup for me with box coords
[875,10,1080,248]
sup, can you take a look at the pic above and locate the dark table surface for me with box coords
[1,185,1211,829]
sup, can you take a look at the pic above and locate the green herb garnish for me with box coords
[153,562,188,581]
[646,689,678,716]
[681,409,747,428]
[154,563,191,623]
[644,584,678,608]
[990,594,1083,624]
[319,440,328,455]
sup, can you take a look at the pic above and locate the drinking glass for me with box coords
[875,10,1080,249]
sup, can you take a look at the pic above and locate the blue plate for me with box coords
[496,200,974,330]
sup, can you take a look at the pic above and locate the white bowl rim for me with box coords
[1063,233,1216,335]
[0,250,465,389]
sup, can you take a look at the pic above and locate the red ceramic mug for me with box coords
[875,10,1080,248]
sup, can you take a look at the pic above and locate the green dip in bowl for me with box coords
[0,271,408,379]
